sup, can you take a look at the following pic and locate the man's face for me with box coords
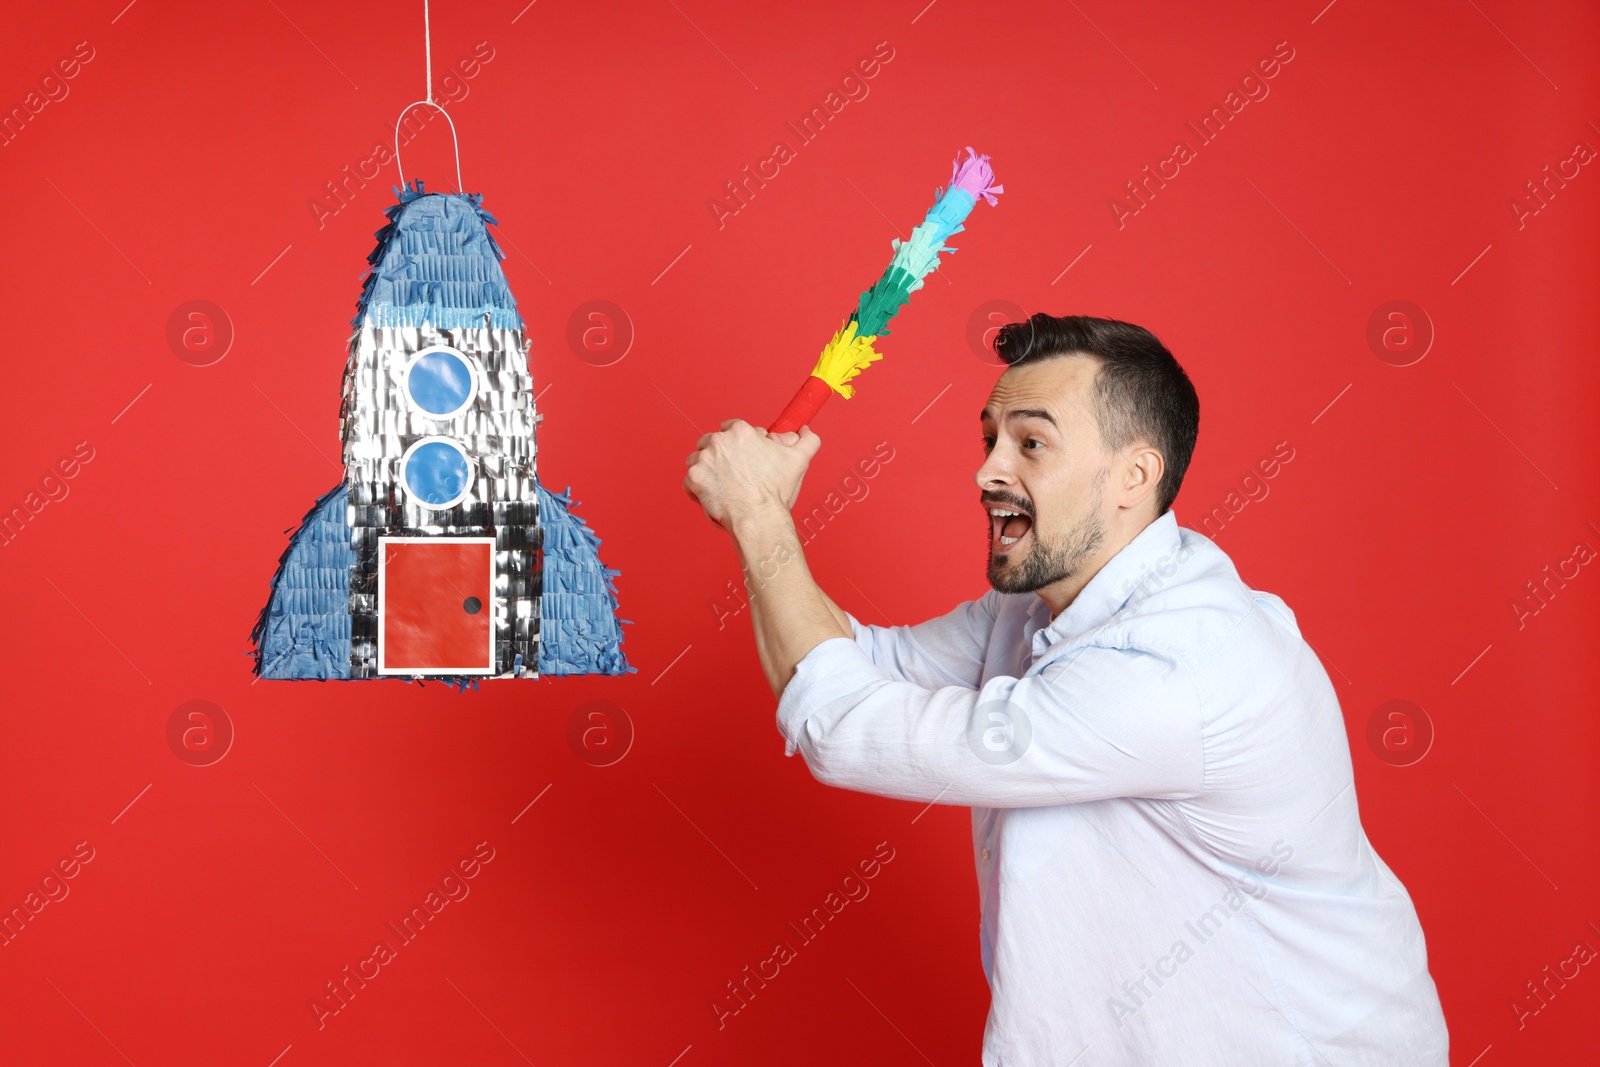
[976,356,1113,594]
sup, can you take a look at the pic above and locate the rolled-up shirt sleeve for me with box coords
[775,635,1205,808]
[844,591,997,691]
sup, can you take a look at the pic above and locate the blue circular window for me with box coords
[401,438,474,509]
[404,346,477,419]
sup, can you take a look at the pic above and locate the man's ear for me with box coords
[1118,443,1164,511]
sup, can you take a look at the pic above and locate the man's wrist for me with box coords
[728,502,795,548]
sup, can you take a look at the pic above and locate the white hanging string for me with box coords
[394,0,463,191]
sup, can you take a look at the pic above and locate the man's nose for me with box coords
[975,446,1014,490]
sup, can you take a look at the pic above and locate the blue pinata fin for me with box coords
[251,483,355,680]
[251,479,633,679]
[536,479,634,676]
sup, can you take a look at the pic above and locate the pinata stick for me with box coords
[769,376,833,435]
[768,318,882,433]
[765,147,1001,434]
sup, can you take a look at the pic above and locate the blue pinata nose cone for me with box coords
[355,181,524,333]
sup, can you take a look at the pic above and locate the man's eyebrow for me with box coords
[979,407,1058,427]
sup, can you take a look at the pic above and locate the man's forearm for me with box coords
[815,585,852,637]
[731,503,851,700]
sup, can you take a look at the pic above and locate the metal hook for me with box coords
[393,100,464,192]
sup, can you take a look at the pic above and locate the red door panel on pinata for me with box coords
[378,538,494,674]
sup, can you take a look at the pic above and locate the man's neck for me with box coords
[1034,510,1157,620]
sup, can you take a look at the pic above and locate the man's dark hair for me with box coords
[993,313,1199,516]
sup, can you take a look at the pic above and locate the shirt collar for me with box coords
[1028,510,1184,652]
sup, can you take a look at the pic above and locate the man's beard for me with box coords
[986,468,1108,594]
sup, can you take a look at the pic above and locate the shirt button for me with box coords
[982,848,990,860]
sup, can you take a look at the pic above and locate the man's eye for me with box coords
[982,436,996,450]
[1025,438,1044,450]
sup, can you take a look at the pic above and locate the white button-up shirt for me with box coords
[775,510,1449,1065]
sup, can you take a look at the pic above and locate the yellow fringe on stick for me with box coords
[810,319,883,399]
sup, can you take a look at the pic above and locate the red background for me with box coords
[2,1,1597,1064]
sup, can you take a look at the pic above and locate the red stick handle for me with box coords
[768,375,833,435]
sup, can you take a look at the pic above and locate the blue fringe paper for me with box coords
[251,478,634,680]
[922,187,977,245]
[251,483,355,680]
[536,479,634,676]
[353,179,523,332]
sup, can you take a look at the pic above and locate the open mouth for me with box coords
[987,504,1033,550]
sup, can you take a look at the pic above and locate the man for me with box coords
[682,313,1449,1065]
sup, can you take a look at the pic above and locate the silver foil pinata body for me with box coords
[251,181,631,682]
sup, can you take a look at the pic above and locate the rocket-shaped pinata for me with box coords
[251,180,631,684]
